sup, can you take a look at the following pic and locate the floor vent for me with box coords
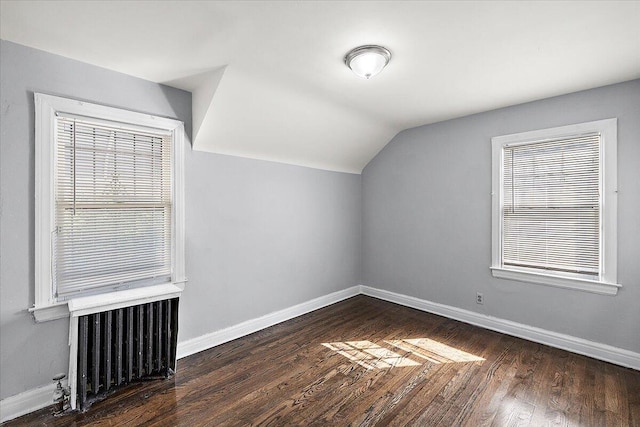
[74,298,179,410]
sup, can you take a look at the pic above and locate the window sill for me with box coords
[68,283,183,317]
[29,282,184,322]
[490,267,621,296]
[29,302,70,322]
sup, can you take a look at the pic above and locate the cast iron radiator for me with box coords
[75,298,179,410]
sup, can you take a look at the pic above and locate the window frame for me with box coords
[490,118,620,295]
[32,93,186,322]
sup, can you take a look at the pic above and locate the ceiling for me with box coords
[2,1,639,173]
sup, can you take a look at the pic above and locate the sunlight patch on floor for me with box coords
[323,338,484,369]
[322,340,421,370]
[385,338,485,363]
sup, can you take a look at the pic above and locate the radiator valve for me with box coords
[52,373,70,415]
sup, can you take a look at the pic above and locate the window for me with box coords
[33,94,186,321]
[491,119,620,295]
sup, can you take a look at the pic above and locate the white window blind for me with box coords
[54,115,173,298]
[502,133,600,278]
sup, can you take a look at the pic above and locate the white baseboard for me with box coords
[360,285,640,371]
[3,284,637,423]
[176,286,361,359]
[0,380,66,423]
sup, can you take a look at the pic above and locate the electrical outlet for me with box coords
[476,292,484,304]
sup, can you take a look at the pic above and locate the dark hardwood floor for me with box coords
[6,295,640,426]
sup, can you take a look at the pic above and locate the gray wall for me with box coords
[362,79,640,353]
[0,40,361,400]
[181,151,361,341]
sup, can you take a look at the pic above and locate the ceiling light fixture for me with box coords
[344,45,391,80]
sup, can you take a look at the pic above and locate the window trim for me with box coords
[32,93,186,322]
[490,118,620,295]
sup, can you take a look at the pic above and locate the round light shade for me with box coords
[345,45,391,79]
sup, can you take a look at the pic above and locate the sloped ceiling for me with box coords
[1,1,639,173]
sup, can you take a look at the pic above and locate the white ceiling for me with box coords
[2,1,639,173]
